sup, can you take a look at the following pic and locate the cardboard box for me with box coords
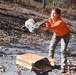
[16,53,54,74]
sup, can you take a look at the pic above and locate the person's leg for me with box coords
[48,33,61,58]
[61,32,70,73]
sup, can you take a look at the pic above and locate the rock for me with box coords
[0,65,5,72]
[15,69,21,75]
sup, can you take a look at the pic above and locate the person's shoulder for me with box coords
[56,18,63,25]
[48,17,52,21]
[58,17,64,22]
[49,17,52,19]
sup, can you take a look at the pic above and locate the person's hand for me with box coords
[40,23,48,31]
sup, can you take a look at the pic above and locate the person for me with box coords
[24,8,70,75]
[40,8,70,75]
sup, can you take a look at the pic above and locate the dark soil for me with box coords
[0,1,52,46]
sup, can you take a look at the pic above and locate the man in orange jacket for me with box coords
[40,8,70,75]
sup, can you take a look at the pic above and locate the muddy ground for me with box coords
[0,1,76,75]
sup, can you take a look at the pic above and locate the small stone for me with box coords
[15,69,21,75]
[21,67,27,71]
[0,65,5,72]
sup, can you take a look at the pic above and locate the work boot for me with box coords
[48,58,55,66]
[62,74,65,75]
[62,73,66,75]
[62,72,68,75]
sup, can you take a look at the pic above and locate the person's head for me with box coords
[51,8,61,19]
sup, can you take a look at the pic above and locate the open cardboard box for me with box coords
[16,53,54,74]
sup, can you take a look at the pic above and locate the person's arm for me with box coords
[37,18,52,32]
[49,20,62,30]
[37,21,50,32]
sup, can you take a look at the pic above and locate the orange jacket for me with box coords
[42,17,69,36]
